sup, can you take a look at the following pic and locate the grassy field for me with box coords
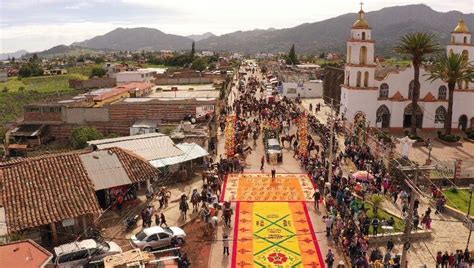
[0,73,87,93]
[443,188,474,214]
[360,201,406,233]
[66,64,103,77]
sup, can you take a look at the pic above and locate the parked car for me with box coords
[130,226,186,251]
[266,138,283,163]
[53,239,122,267]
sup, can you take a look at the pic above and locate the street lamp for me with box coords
[426,141,433,165]
[466,184,474,251]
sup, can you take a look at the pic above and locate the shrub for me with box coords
[449,187,459,194]
[2,87,9,93]
[18,86,25,91]
[71,127,103,149]
[438,133,461,143]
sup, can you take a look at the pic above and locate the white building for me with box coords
[340,9,474,131]
[116,69,157,84]
[0,71,7,82]
[282,81,323,99]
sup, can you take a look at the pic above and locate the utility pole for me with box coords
[398,164,436,268]
[466,184,474,250]
[327,98,335,183]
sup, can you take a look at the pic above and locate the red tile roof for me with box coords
[107,147,160,183]
[0,147,159,232]
[0,151,101,232]
[0,239,53,268]
[93,82,154,101]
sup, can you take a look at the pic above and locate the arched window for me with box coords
[435,106,446,124]
[348,46,352,64]
[363,71,369,87]
[356,71,362,87]
[359,46,368,65]
[362,32,366,40]
[452,36,455,43]
[376,105,391,128]
[379,83,389,98]
[408,80,415,100]
[462,50,469,59]
[464,36,468,44]
[438,85,447,100]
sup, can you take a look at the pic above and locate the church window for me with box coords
[452,36,455,43]
[435,106,446,124]
[348,46,352,64]
[438,86,447,100]
[356,71,362,87]
[359,46,368,65]
[363,71,369,87]
[464,36,468,44]
[379,83,389,98]
[362,32,366,40]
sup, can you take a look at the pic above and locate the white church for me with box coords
[340,7,474,131]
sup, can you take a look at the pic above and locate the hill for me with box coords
[196,4,474,55]
[186,32,215,41]
[24,45,105,58]
[72,27,193,51]
[0,50,28,60]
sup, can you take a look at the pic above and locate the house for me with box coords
[116,69,157,84]
[0,240,53,268]
[0,147,160,245]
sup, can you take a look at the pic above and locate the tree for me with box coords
[191,57,207,72]
[90,67,107,78]
[190,41,195,60]
[395,33,440,136]
[19,65,32,78]
[426,53,473,135]
[370,194,384,216]
[286,44,299,65]
[71,127,103,149]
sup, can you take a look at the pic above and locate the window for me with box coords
[43,106,61,113]
[438,86,447,100]
[356,71,362,87]
[362,32,366,40]
[464,36,468,44]
[348,46,352,64]
[379,83,389,98]
[363,71,369,87]
[359,46,368,65]
[26,107,41,113]
[147,234,158,242]
[408,80,415,100]
[435,106,446,124]
[452,36,455,43]
[158,232,170,239]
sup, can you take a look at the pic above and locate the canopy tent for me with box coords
[149,143,208,168]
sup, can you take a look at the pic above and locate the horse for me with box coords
[191,192,201,213]
[281,134,295,148]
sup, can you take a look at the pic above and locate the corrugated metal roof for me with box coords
[150,143,208,168]
[80,150,132,190]
[88,133,184,161]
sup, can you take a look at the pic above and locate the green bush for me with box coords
[71,127,103,149]
[449,187,459,194]
[438,133,461,143]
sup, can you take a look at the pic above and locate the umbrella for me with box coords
[351,170,374,181]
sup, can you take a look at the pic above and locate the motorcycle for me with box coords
[123,214,139,231]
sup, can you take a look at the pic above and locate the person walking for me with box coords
[260,155,265,171]
[223,235,230,256]
[372,217,379,236]
[159,213,168,227]
[312,189,321,210]
[326,249,335,268]
[271,167,276,179]
[155,213,160,226]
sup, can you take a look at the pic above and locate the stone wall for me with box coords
[69,78,116,90]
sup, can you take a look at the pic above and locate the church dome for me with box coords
[453,18,470,34]
[352,9,370,29]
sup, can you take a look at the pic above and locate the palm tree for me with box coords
[426,53,474,135]
[395,33,440,136]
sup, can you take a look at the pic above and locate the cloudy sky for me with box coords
[0,0,472,53]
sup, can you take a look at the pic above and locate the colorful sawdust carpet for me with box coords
[232,202,323,268]
[221,173,315,202]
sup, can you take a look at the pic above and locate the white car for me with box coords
[130,226,186,252]
[53,239,122,267]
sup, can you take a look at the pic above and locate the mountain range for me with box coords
[36,4,474,56]
[0,50,28,60]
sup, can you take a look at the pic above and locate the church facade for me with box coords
[339,8,474,131]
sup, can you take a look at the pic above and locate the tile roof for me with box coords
[0,239,53,268]
[0,152,101,232]
[389,91,405,101]
[421,92,437,102]
[108,147,161,184]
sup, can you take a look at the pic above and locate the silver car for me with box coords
[130,226,186,252]
[53,239,122,267]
